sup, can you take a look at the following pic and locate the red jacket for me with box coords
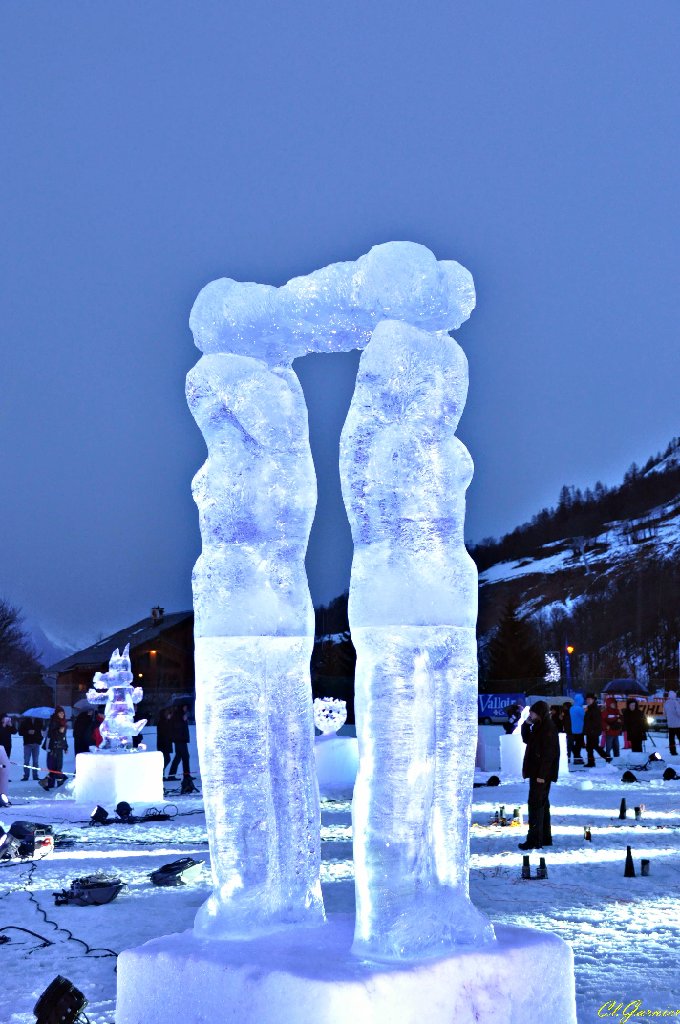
[603,697,623,736]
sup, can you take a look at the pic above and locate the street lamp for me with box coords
[565,645,574,692]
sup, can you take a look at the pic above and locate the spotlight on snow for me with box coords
[116,801,134,822]
[648,752,663,764]
[33,975,87,1024]
[90,805,109,825]
[0,793,10,808]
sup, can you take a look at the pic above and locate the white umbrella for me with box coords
[21,706,55,719]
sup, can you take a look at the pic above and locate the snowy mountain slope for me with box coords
[479,492,680,596]
[475,445,680,674]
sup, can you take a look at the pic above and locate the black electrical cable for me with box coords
[0,925,54,949]
[23,863,119,960]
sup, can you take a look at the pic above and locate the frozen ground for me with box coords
[1,728,679,1024]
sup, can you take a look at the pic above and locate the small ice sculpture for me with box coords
[314,698,347,735]
[87,645,146,751]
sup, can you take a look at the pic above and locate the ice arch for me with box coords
[187,241,492,957]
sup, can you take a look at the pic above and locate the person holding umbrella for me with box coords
[622,698,647,753]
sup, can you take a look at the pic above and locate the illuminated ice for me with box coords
[87,644,146,750]
[118,242,577,1024]
[314,697,348,735]
[187,354,323,937]
[187,242,487,949]
[340,319,494,960]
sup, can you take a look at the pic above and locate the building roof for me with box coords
[46,611,194,674]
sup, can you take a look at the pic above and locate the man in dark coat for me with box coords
[73,711,96,756]
[19,717,43,780]
[167,704,191,780]
[518,700,560,850]
[156,707,175,778]
[0,713,16,757]
[584,693,611,767]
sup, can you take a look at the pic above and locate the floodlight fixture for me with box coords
[648,752,663,764]
[90,805,109,825]
[33,975,87,1024]
[0,793,10,808]
[115,801,133,822]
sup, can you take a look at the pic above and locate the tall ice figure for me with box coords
[186,351,324,937]
[340,319,495,960]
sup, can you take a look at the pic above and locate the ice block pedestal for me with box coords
[74,751,164,807]
[117,916,576,1024]
[314,734,359,798]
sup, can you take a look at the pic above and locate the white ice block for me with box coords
[476,726,502,772]
[500,730,525,780]
[499,731,569,782]
[116,917,576,1024]
[74,751,164,807]
[314,734,359,798]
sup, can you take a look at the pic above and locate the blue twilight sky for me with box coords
[0,2,679,648]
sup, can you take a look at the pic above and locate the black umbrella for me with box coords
[601,678,649,696]
[163,694,195,709]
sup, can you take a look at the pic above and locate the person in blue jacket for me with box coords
[569,693,585,764]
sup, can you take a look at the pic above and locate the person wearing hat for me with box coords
[518,700,560,851]
[665,691,680,757]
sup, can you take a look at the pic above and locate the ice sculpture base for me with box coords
[116,916,576,1024]
[314,734,359,798]
[74,750,164,807]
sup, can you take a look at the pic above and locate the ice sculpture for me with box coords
[187,241,487,950]
[340,319,494,960]
[314,697,348,735]
[186,354,324,937]
[86,645,146,750]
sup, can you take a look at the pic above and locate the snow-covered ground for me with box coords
[2,728,680,1023]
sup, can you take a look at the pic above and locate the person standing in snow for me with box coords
[664,691,680,757]
[622,698,647,754]
[167,704,191,781]
[569,693,585,764]
[73,710,96,756]
[19,717,43,780]
[156,707,175,778]
[584,694,611,767]
[0,713,16,758]
[0,741,9,803]
[603,696,623,759]
[42,707,68,789]
[518,700,560,850]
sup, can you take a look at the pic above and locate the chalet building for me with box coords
[45,608,194,720]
